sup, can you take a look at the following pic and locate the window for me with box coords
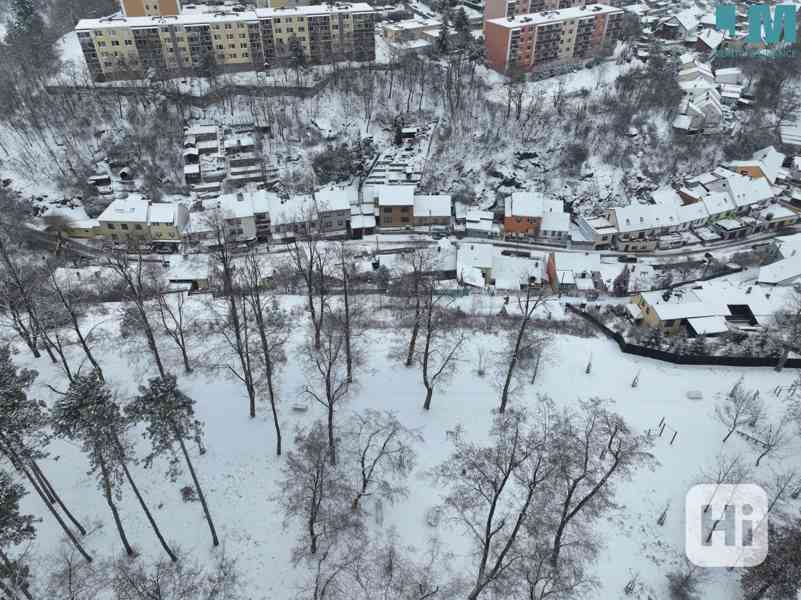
[135,224,143,230]
[108,224,116,230]
[121,224,129,230]
[125,39,133,45]
[383,216,392,224]
[225,24,232,29]
[239,33,247,38]
[400,206,410,213]
[111,40,120,46]
[401,216,410,223]
[240,42,248,48]
[227,33,234,39]
[229,44,235,49]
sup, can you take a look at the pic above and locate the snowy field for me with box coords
[16,293,799,599]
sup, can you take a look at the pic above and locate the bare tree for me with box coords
[547,398,654,567]
[289,233,332,350]
[754,412,791,467]
[45,541,109,600]
[111,547,242,600]
[415,286,465,411]
[106,248,167,378]
[154,289,194,375]
[698,453,751,514]
[396,249,433,368]
[498,284,546,413]
[432,408,552,600]
[277,422,357,558]
[241,251,290,455]
[716,379,763,443]
[350,531,454,600]
[302,319,355,466]
[346,410,421,512]
[205,217,258,418]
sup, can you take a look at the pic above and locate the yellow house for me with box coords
[149,203,189,242]
[97,196,150,243]
[632,291,731,335]
[62,219,100,239]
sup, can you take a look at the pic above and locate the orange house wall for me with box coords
[485,22,512,72]
[504,216,541,235]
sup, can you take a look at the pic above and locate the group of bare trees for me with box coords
[277,409,424,599]
[434,401,653,600]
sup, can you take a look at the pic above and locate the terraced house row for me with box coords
[75,2,376,81]
[484,4,623,73]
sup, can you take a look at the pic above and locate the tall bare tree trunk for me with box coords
[117,442,177,562]
[176,429,219,547]
[98,453,133,556]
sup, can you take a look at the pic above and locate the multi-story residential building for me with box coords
[76,3,376,81]
[149,202,189,242]
[97,196,151,242]
[369,185,416,229]
[120,0,180,17]
[503,192,570,239]
[483,0,587,22]
[484,4,623,73]
[413,195,452,228]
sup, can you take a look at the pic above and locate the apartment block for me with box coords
[120,0,181,17]
[484,4,623,73]
[484,0,586,22]
[76,3,376,81]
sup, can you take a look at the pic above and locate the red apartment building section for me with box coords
[591,13,606,44]
[485,21,512,71]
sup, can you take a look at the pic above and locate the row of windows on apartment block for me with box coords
[88,15,365,38]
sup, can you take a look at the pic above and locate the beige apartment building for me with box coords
[76,3,376,81]
[120,0,181,17]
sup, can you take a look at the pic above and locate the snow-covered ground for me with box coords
[16,292,799,599]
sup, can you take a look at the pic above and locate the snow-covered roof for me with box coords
[758,257,801,285]
[672,114,695,131]
[98,196,149,224]
[687,315,729,335]
[486,3,621,28]
[612,203,679,233]
[724,173,773,207]
[492,254,546,289]
[701,191,735,215]
[650,187,683,206]
[553,251,601,273]
[752,146,785,184]
[76,3,374,29]
[697,28,723,49]
[149,203,177,224]
[315,186,355,213]
[218,193,257,220]
[505,191,547,218]
[373,184,415,207]
[166,254,210,282]
[677,202,709,223]
[542,210,570,233]
[414,195,452,218]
